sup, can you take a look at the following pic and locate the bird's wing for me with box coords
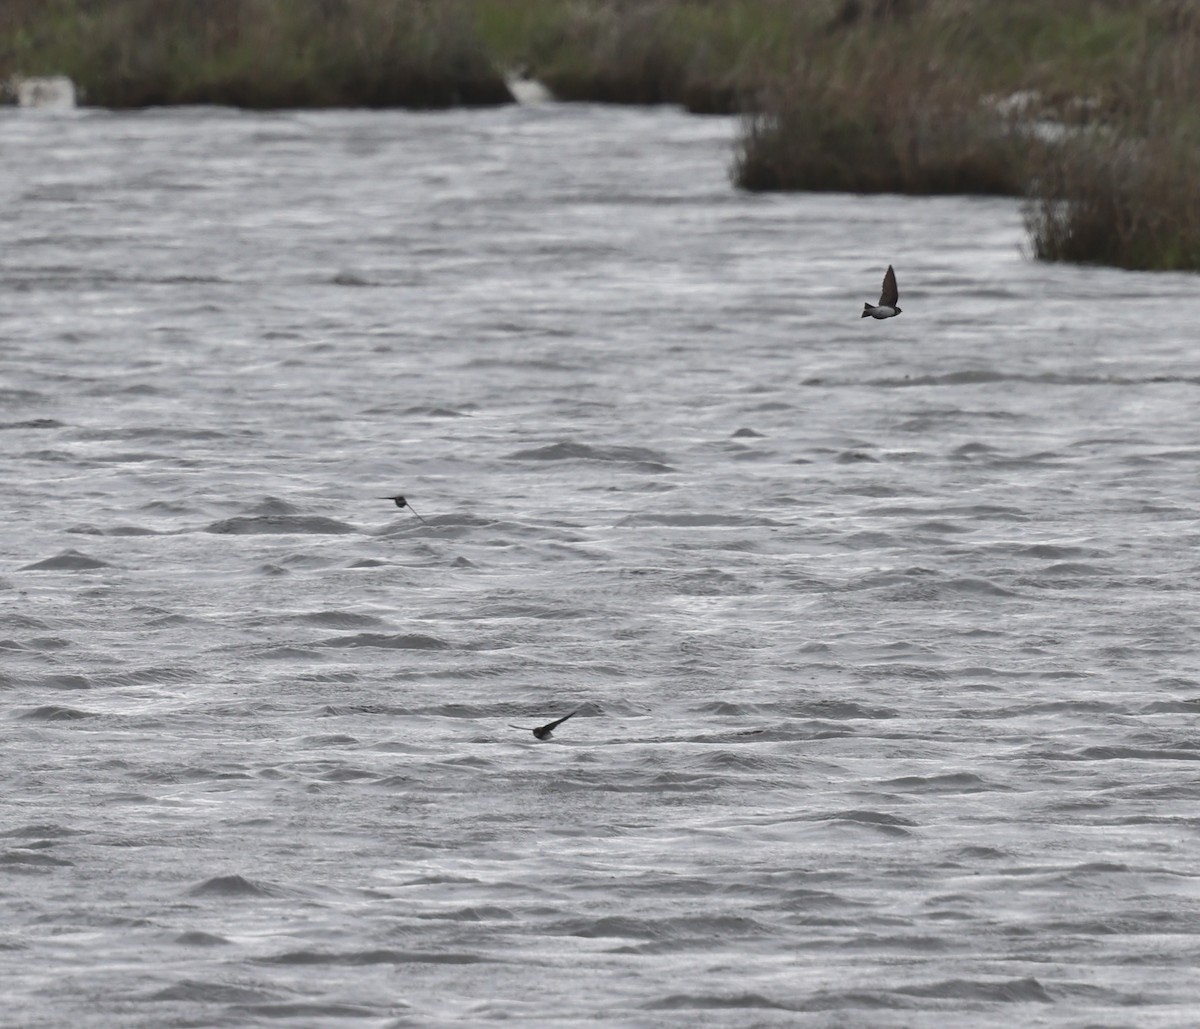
[879,265,898,308]
[542,711,578,732]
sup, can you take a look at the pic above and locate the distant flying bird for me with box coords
[861,264,902,319]
[379,494,427,523]
[509,710,577,740]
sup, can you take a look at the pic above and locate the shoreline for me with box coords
[3,0,1197,271]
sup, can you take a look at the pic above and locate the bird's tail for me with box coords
[861,303,873,318]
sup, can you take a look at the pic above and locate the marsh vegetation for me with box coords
[2,0,1198,269]
[0,0,511,108]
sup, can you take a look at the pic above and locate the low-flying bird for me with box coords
[379,494,427,523]
[509,710,577,740]
[861,264,902,319]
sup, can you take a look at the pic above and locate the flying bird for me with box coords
[509,710,577,740]
[379,494,427,523]
[861,264,902,319]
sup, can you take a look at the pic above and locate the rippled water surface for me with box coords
[4,102,1200,1027]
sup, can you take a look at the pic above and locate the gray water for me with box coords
[3,101,1200,1028]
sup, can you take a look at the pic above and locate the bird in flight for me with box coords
[861,264,901,319]
[379,494,427,523]
[509,710,578,740]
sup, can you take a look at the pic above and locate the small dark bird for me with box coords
[379,494,427,523]
[861,264,901,319]
[509,710,577,740]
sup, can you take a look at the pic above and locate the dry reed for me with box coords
[1024,5,1200,269]
[1026,131,1200,271]
[733,60,1035,196]
[7,0,1200,268]
[2,0,512,109]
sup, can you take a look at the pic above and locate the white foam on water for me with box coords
[12,74,76,109]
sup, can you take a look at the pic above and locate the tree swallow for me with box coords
[509,711,577,740]
[378,494,427,523]
[861,264,901,319]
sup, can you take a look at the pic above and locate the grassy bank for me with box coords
[0,0,811,114]
[729,0,1200,269]
[0,1,1172,119]
[473,0,815,113]
[732,60,1036,197]
[3,0,1200,269]
[1022,9,1200,270]
[0,0,512,108]
[1025,129,1200,271]
[731,0,1145,196]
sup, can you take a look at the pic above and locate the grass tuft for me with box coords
[733,62,1034,196]
[487,0,812,114]
[1026,132,1200,271]
[1023,10,1200,269]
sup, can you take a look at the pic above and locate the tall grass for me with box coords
[1,0,512,108]
[1024,6,1200,270]
[731,0,1147,196]
[478,0,815,114]
[0,0,816,115]
[1025,134,1200,270]
[734,60,1034,196]
[723,0,1200,268]
[6,0,1200,268]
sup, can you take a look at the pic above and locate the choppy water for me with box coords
[4,101,1200,1028]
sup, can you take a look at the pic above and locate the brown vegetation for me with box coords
[733,61,1034,196]
[1022,5,1200,269]
[5,0,1200,268]
[1,0,512,109]
[1026,133,1200,271]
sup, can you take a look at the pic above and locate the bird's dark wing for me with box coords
[879,265,898,308]
[539,711,577,733]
